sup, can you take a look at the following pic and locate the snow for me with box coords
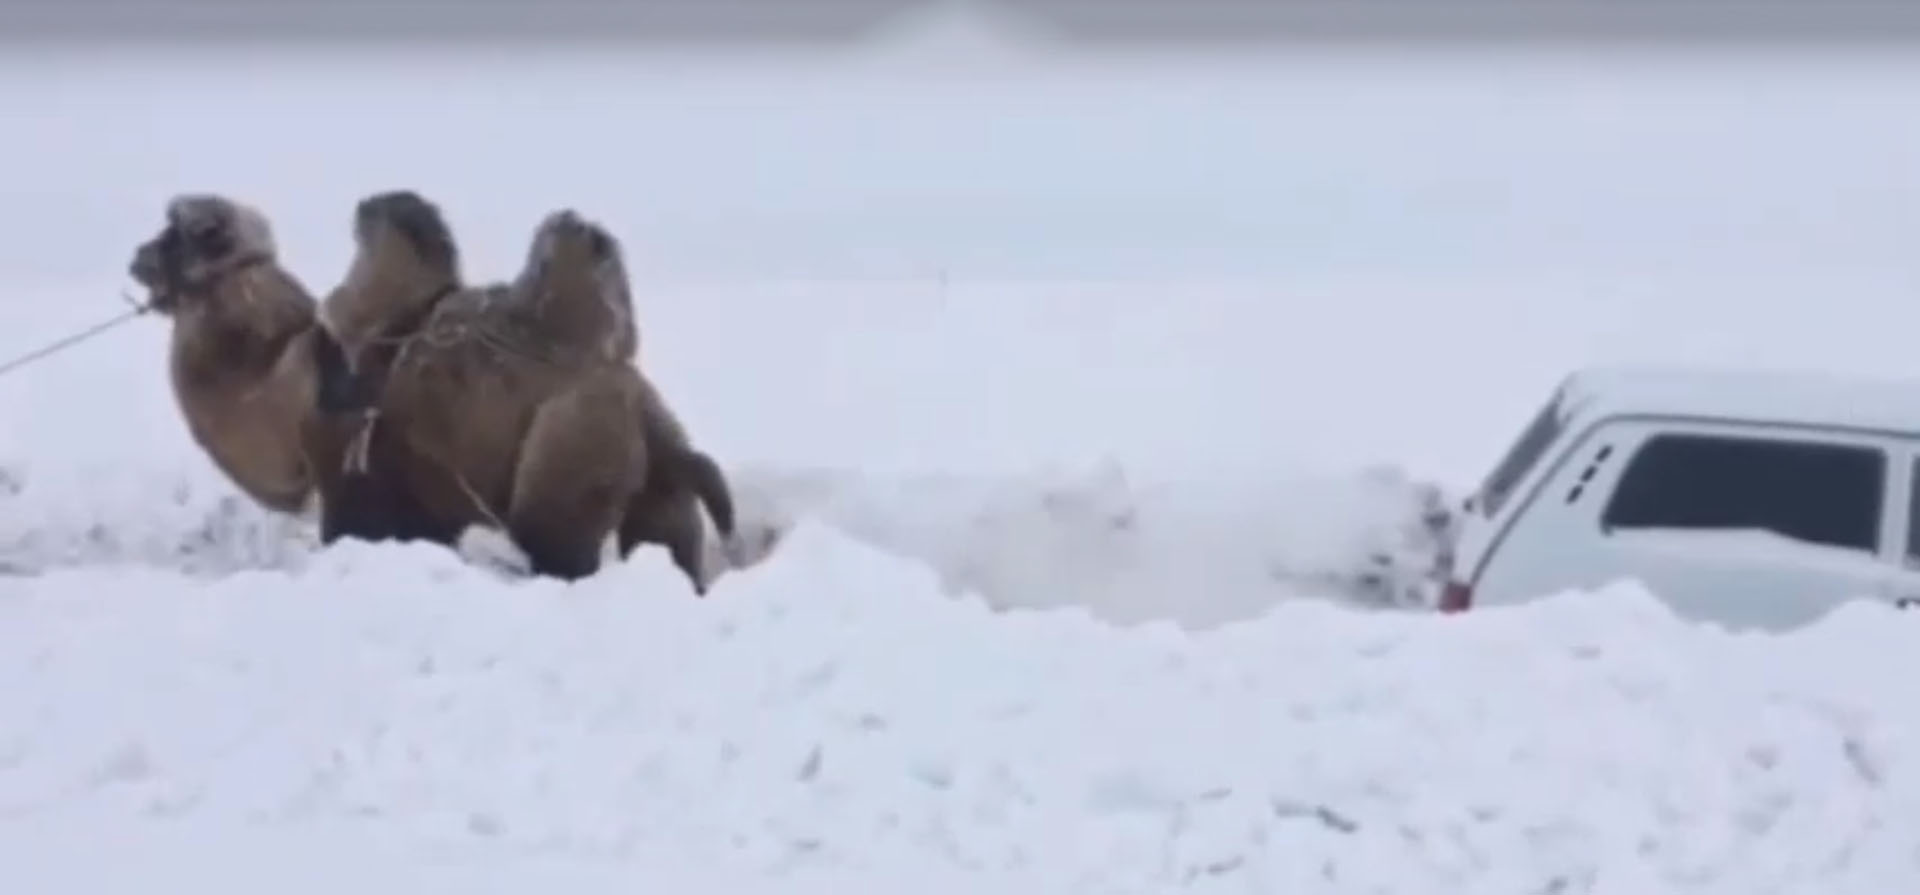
[4,537,1919,892]
[3,35,1920,893]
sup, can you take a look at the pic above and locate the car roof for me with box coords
[1558,363,1920,437]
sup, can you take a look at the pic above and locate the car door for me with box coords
[1872,447,1920,612]
[1479,417,1904,631]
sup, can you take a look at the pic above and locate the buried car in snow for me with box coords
[1438,364,1920,631]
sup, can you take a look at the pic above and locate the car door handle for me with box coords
[1897,597,1920,610]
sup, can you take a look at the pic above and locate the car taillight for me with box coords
[1438,580,1473,613]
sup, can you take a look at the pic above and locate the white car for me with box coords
[1439,364,1920,631]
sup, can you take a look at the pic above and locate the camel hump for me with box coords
[325,188,464,361]
[517,207,637,364]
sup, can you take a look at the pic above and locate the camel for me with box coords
[315,191,737,590]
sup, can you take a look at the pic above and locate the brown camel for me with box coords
[317,191,736,590]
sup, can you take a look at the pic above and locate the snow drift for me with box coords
[2,525,1916,893]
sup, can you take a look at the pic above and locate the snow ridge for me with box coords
[1,527,1915,892]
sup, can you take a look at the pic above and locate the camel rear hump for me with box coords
[511,209,639,366]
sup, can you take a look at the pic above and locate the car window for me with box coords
[1602,433,1885,553]
[1473,392,1567,518]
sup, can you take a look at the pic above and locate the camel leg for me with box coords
[618,489,711,595]
[304,410,456,548]
[319,472,397,545]
[506,382,640,581]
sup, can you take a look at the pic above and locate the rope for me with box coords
[0,292,152,379]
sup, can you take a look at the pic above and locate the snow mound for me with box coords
[735,460,1458,625]
[1,524,1915,892]
[0,455,1456,628]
